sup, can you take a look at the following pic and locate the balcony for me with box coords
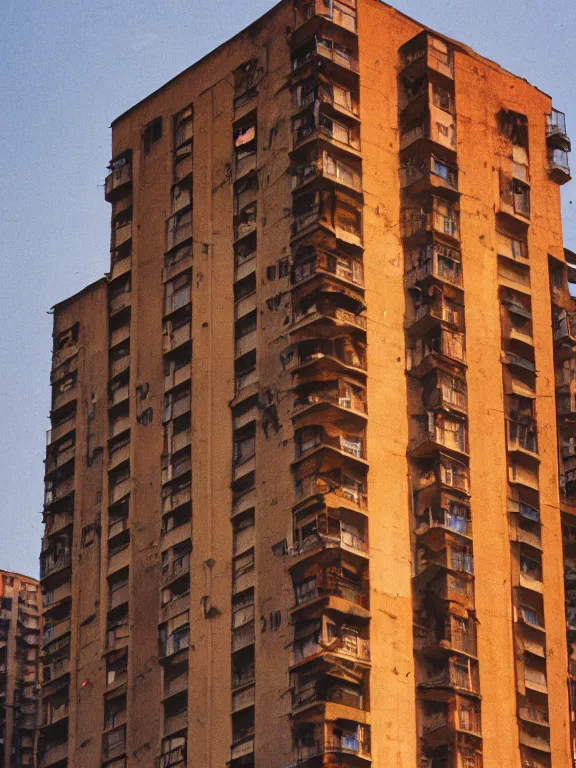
[111,221,132,250]
[409,414,467,458]
[548,147,571,185]
[292,380,367,421]
[293,568,368,614]
[109,288,131,316]
[291,247,364,291]
[507,419,538,458]
[293,149,362,195]
[415,503,472,540]
[546,108,570,150]
[292,623,369,667]
[232,622,256,653]
[419,658,480,697]
[408,293,462,338]
[294,427,367,469]
[292,520,368,562]
[401,201,460,244]
[162,552,191,586]
[291,34,359,75]
[399,155,458,197]
[293,0,357,35]
[414,619,477,658]
[290,336,366,377]
[419,570,475,610]
[40,550,71,580]
[290,302,367,336]
[105,156,132,202]
[399,32,454,82]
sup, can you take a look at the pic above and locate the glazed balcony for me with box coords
[293,75,360,123]
[414,618,477,658]
[408,330,466,378]
[548,147,571,185]
[546,109,571,151]
[293,426,367,468]
[293,113,361,166]
[409,413,467,458]
[291,34,359,76]
[408,292,463,338]
[421,370,467,414]
[292,622,370,668]
[290,336,366,378]
[290,300,367,336]
[293,0,357,36]
[401,200,460,244]
[292,149,362,195]
[418,544,474,581]
[291,247,364,291]
[294,733,371,764]
[292,514,368,561]
[415,502,472,541]
[399,155,458,197]
[292,377,367,421]
[507,419,538,458]
[418,570,475,611]
[419,658,480,698]
[294,470,368,513]
[292,568,369,614]
[399,32,454,82]
[291,667,368,714]
[291,187,363,247]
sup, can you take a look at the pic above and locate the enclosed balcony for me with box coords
[290,295,366,339]
[417,540,474,584]
[291,505,368,561]
[105,152,132,202]
[548,147,571,184]
[292,147,362,195]
[291,244,364,291]
[292,616,370,668]
[291,375,367,422]
[500,295,533,349]
[401,198,460,244]
[408,289,463,338]
[414,612,477,659]
[409,411,467,458]
[294,467,368,514]
[420,698,481,748]
[293,424,367,469]
[399,32,454,82]
[293,0,357,36]
[293,721,371,764]
[546,109,570,150]
[404,243,462,290]
[414,495,472,541]
[419,657,480,698]
[507,419,538,459]
[291,186,362,247]
[421,369,467,415]
[292,558,369,617]
[40,539,71,581]
[111,219,132,251]
[400,155,458,197]
[292,107,360,156]
[291,32,359,77]
[289,335,366,378]
[416,569,474,612]
[156,739,186,768]
[293,74,359,122]
[291,661,368,715]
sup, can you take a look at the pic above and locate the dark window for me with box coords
[143,117,163,155]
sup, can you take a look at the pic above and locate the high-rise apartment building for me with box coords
[39,1,575,767]
[0,570,41,768]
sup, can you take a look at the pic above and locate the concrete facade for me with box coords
[0,570,41,768]
[39,2,574,768]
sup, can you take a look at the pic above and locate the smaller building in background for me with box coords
[0,570,41,768]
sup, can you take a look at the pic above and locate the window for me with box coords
[173,106,193,149]
[143,117,162,154]
[266,265,276,281]
[432,84,452,112]
[278,257,290,278]
[234,60,261,108]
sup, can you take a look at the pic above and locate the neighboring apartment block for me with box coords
[0,571,41,768]
[40,1,574,767]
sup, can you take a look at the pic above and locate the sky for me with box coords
[1,0,575,578]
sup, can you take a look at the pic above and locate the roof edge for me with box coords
[52,276,108,313]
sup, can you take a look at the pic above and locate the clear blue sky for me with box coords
[1,0,574,578]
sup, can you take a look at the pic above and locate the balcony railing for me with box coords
[292,305,367,332]
[292,252,364,288]
[105,164,132,200]
[410,421,467,455]
[294,572,367,609]
[294,528,368,557]
[292,37,359,73]
[546,109,569,141]
[40,551,71,579]
[404,247,463,288]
